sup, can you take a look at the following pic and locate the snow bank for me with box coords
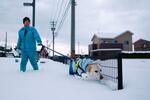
[0,58,150,100]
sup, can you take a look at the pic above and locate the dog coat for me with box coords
[74,58,93,76]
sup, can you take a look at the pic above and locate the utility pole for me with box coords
[78,41,80,54]
[32,0,35,27]
[23,0,35,27]
[51,21,56,57]
[4,32,7,55]
[71,0,76,58]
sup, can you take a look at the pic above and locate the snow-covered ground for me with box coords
[0,58,150,100]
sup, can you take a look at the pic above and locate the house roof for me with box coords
[134,39,150,44]
[91,32,118,41]
[95,32,118,38]
[91,30,134,41]
[115,30,134,39]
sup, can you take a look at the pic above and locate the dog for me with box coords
[85,63,103,80]
[73,58,103,80]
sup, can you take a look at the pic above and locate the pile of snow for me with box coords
[0,58,150,100]
[122,51,150,53]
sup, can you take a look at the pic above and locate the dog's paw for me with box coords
[81,73,89,80]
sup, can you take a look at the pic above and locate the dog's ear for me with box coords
[87,64,93,72]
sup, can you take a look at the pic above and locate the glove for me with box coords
[14,48,21,54]
[14,47,18,51]
[14,46,21,51]
[37,44,43,52]
[14,47,17,51]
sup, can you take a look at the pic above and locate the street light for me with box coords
[23,3,32,6]
[23,0,35,27]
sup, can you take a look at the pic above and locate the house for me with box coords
[134,39,150,51]
[89,30,133,59]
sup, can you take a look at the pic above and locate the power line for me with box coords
[48,0,60,42]
[47,0,56,42]
[47,0,71,49]
[50,0,55,21]
[51,0,59,21]
[53,0,60,21]
[55,0,71,34]
[48,0,68,42]
[48,0,76,58]
[55,0,69,28]
[55,0,65,25]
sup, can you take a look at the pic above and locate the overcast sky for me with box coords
[0,0,150,54]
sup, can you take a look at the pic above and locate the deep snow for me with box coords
[0,58,150,100]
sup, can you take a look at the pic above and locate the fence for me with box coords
[90,50,150,90]
[44,45,124,90]
[90,49,123,90]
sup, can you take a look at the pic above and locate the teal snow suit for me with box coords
[16,26,42,72]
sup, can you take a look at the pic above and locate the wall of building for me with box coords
[115,32,133,51]
[134,40,150,51]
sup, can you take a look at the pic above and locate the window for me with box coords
[143,44,147,48]
[103,40,106,43]
[112,40,118,44]
[124,40,129,45]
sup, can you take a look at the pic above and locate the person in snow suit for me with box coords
[16,17,42,72]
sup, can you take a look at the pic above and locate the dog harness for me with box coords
[74,58,93,76]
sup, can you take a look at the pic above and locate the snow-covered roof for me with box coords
[92,30,134,41]
[122,51,150,53]
[93,32,118,39]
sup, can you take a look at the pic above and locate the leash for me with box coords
[42,45,86,76]
[42,45,72,60]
